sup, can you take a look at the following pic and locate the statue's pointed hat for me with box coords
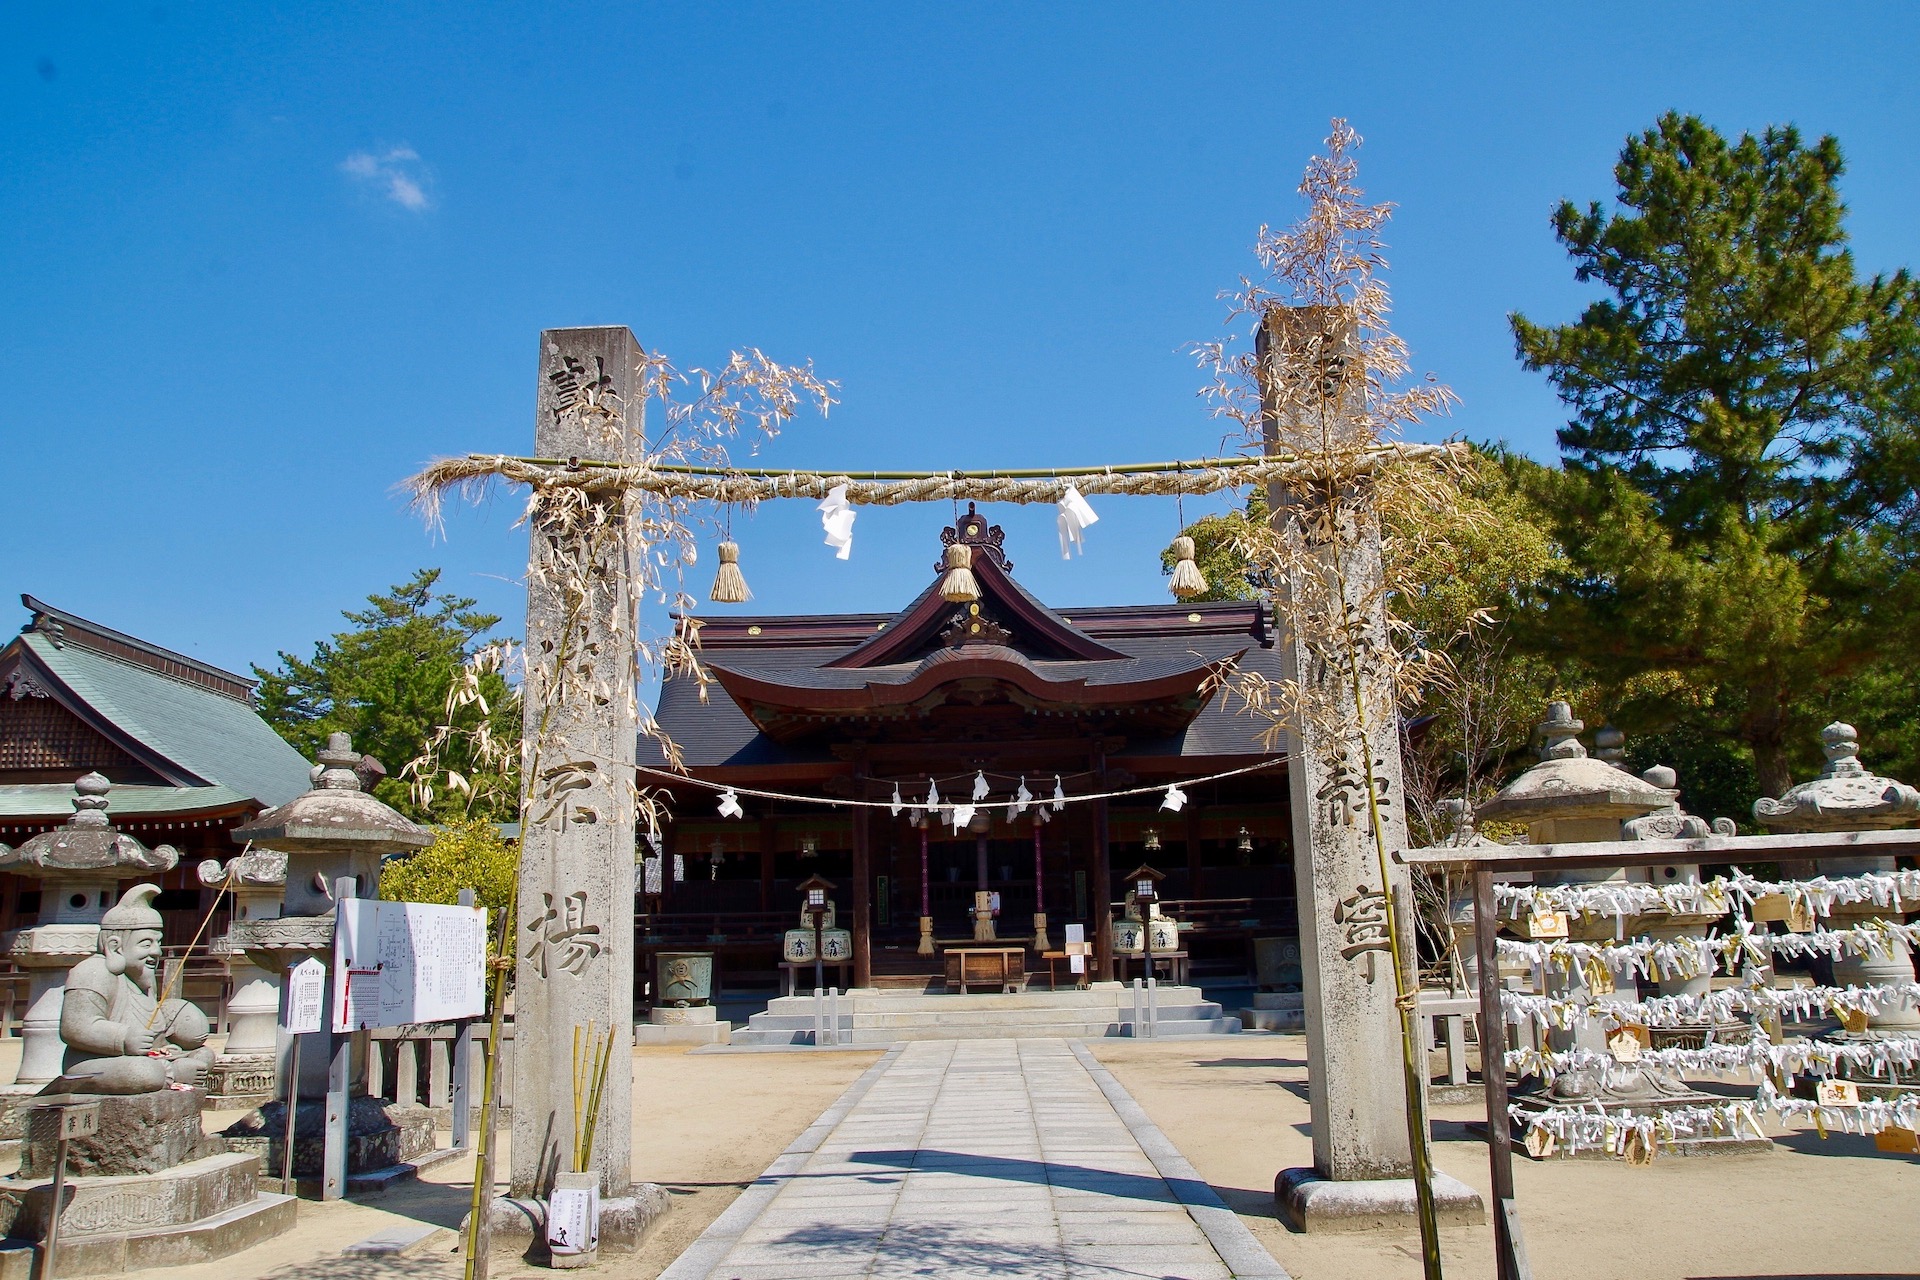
[99,883,164,931]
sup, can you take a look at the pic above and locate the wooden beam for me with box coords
[1395,827,1920,872]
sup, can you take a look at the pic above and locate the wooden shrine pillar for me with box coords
[1091,743,1113,981]
[758,817,777,912]
[1185,803,1204,900]
[852,772,873,988]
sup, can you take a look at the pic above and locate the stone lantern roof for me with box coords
[0,772,178,878]
[230,732,433,855]
[1753,722,1920,833]
[197,847,288,889]
[1476,703,1671,831]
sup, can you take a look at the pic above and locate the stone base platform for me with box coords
[1276,1167,1485,1233]
[22,1088,220,1177]
[0,1151,295,1276]
[635,1020,733,1046]
[223,1096,435,1176]
[467,1185,670,1260]
[203,1055,279,1108]
[1239,992,1304,1032]
[0,1088,41,1143]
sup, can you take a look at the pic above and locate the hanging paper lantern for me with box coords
[940,544,981,602]
[1167,535,1208,600]
[710,540,751,603]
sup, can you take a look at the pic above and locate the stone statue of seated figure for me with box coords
[50,884,214,1094]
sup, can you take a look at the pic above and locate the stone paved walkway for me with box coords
[659,1039,1288,1280]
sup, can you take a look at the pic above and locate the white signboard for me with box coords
[332,898,489,1032]
[284,957,328,1034]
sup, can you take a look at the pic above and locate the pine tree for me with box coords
[1511,113,1920,796]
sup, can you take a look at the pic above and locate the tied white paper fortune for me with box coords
[716,788,743,819]
[818,484,856,560]
[950,804,976,832]
[1006,777,1032,821]
[1160,783,1188,813]
[1051,775,1067,812]
[971,771,991,803]
[926,778,941,813]
[1057,485,1098,558]
[890,785,904,817]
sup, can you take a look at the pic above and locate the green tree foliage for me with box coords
[1510,113,1920,796]
[379,818,518,921]
[254,569,520,822]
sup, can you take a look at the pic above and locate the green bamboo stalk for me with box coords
[482,454,1269,481]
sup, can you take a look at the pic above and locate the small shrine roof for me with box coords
[0,782,254,822]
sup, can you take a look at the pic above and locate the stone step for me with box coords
[743,1001,1226,1030]
[760,984,1215,1014]
[727,1014,1243,1046]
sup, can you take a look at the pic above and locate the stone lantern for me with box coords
[1476,705,1763,1150]
[220,732,434,1178]
[0,773,177,1093]
[1622,766,1743,1048]
[196,848,288,1105]
[1754,722,1920,1040]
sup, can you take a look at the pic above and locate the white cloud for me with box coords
[340,146,431,212]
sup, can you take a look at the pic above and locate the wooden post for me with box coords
[1476,867,1530,1280]
[852,789,873,989]
[1091,744,1113,982]
[1184,803,1203,900]
[759,817,777,912]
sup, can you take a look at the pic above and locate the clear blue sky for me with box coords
[4,3,1915,681]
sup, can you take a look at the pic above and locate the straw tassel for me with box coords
[1168,535,1207,599]
[710,540,751,603]
[940,543,981,603]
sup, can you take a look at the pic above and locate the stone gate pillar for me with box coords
[510,327,645,1205]
[1258,306,1481,1231]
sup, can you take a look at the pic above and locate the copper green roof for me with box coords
[5,597,311,807]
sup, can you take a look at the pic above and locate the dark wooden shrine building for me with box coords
[0,595,311,945]
[641,508,1299,990]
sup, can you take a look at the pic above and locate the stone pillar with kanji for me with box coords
[509,327,646,1218]
[1259,305,1482,1230]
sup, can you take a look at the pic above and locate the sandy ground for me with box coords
[1091,1033,1920,1280]
[11,1035,1919,1279]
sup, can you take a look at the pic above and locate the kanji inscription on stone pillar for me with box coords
[511,326,645,1200]
[1261,307,1414,1185]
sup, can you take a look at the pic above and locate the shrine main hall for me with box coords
[639,506,1298,994]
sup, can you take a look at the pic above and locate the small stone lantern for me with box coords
[221,732,433,1178]
[196,848,288,1104]
[0,773,177,1090]
[1754,722,1920,1039]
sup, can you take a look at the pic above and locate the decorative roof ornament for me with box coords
[0,772,179,874]
[1753,722,1920,833]
[939,503,1012,572]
